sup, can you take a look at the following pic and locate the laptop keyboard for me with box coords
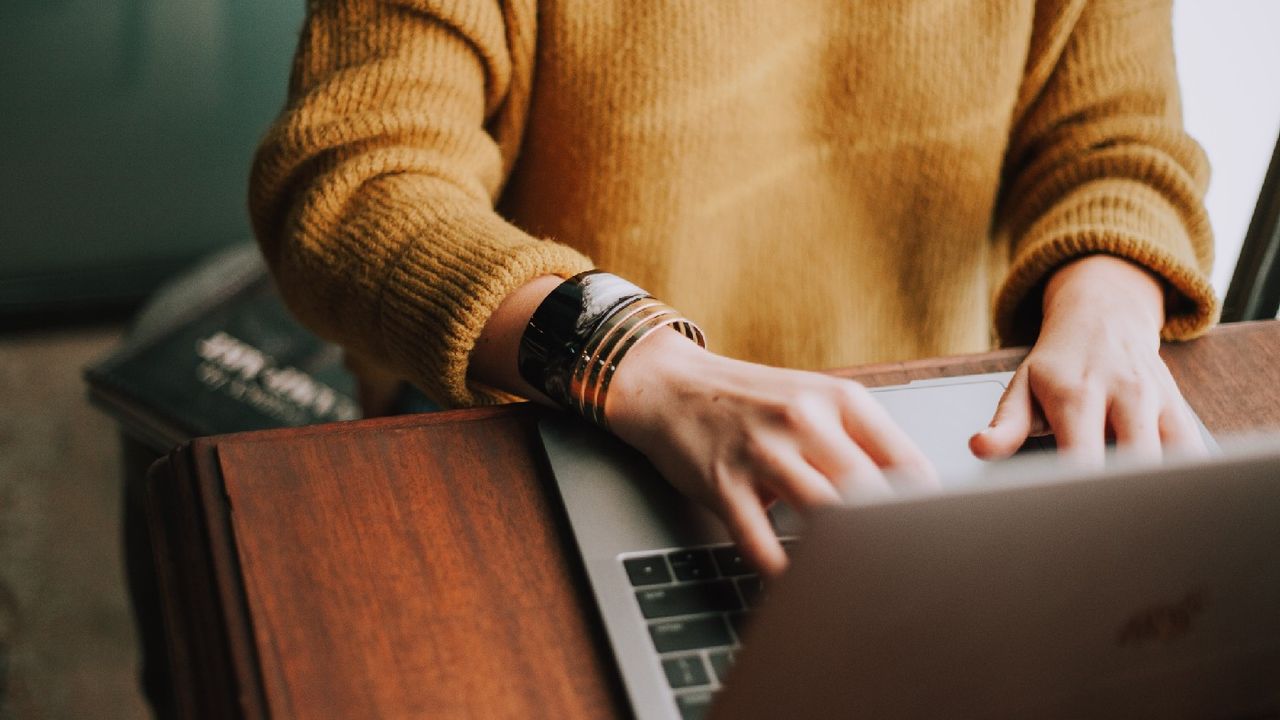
[622,540,795,720]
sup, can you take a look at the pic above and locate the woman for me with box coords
[250,0,1216,574]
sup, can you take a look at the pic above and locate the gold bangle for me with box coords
[542,278,704,428]
[578,306,704,428]
[570,297,665,416]
[584,307,680,425]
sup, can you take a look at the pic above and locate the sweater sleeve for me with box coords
[248,0,593,407]
[992,0,1218,346]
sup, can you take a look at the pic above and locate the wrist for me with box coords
[471,274,564,403]
[607,327,712,442]
[1043,255,1165,335]
[514,271,705,425]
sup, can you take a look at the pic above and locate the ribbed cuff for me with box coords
[388,231,592,407]
[995,178,1219,345]
[353,181,593,407]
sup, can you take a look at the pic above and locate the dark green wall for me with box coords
[0,0,304,315]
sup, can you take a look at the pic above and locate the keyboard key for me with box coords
[708,649,734,683]
[662,654,710,689]
[711,546,753,576]
[736,575,763,608]
[667,549,716,581]
[676,691,714,720]
[624,555,672,586]
[727,611,749,642]
[649,616,733,653]
[637,580,741,619]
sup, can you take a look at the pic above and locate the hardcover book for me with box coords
[84,245,360,452]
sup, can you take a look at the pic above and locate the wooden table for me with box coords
[147,321,1280,719]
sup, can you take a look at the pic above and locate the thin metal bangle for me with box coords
[591,314,703,428]
[571,298,664,415]
[518,271,648,406]
[581,307,678,422]
[570,300,668,416]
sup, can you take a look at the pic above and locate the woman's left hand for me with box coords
[970,254,1208,464]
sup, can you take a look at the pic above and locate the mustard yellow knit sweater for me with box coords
[250,0,1216,408]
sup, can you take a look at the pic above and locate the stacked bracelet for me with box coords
[518,271,705,427]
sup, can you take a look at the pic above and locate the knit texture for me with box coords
[250,0,1216,408]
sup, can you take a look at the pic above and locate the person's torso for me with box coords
[499,1,1039,368]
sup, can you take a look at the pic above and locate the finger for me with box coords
[718,483,787,577]
[1108,392,1162,462]
[837,385,938,485]
[1041,381,1107,467]
[754,486,779,508]
[1158,399,1210,459]
[970,365,1034,460]
[796,418,891,493]
[819,443,898,501]
[749,442,843,511]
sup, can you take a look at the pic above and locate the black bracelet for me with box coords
[518,271,649,407]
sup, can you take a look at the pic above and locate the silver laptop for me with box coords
[537,373,1279,719]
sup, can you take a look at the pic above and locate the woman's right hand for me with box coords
[607,329,937,577]
[467,275,935,576]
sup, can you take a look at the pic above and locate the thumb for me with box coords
[970,367,1033,460]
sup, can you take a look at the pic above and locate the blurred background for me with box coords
[1,1,1278,718]
[0,1,304,718]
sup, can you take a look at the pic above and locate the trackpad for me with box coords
[871,379,1008,487]
[769,379,1010,535]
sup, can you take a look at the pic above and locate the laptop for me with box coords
[537,372,1280,719]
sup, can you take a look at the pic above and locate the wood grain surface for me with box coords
[150,321,1280,719]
